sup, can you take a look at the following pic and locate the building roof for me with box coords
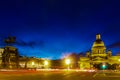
[5,46,17,51]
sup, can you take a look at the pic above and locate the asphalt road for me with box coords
[0,70,120,80]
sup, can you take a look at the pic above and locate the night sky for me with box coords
[0,0,120,59]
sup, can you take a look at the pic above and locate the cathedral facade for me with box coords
[79,34,120,70]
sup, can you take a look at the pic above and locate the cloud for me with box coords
[107,41,120,48]
[14,40,45,48]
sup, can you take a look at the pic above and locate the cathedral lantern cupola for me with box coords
[96,34,101,40]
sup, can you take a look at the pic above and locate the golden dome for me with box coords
[92,34,106,49]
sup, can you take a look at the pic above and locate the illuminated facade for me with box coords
[0,48,4,68]
[2,46,19,68]
[79,34,120,70]
[19,56,47,69]
[0,46,48,69]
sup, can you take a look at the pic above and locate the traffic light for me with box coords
[101,63,107,70]
[102,64,106,69]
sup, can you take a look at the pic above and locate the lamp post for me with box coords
[65,58,71,70]
[31,61,36,70]
[31,61,35,68]
[118,59,120,62]
[44,60,48,69]
[118,59,120,69]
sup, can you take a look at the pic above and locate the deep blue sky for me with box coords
[0,0,120,59]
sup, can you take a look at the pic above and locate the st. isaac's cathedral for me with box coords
[79,34,120,70]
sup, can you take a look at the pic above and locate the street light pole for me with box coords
[44,60,48,69]
[31,61,35,68]
[65,59,71,70]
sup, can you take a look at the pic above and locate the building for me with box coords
[0,46,48,69]
[19,56,47,69]
[79,34,120,70]
[0,48,4,68]
[2,46,19,68]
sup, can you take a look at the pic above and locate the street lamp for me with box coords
[65,58,71,70]
[31,61,35,70]
[32,61,35,66]
[44,60,48,69]
[118,59,120,62]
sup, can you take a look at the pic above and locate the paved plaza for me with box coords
[0,70,120,80]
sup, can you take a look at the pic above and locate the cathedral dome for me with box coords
[92,34,106,49]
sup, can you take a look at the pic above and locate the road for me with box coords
[0,70,120,80]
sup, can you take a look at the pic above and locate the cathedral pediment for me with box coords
[92,56,106,61]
